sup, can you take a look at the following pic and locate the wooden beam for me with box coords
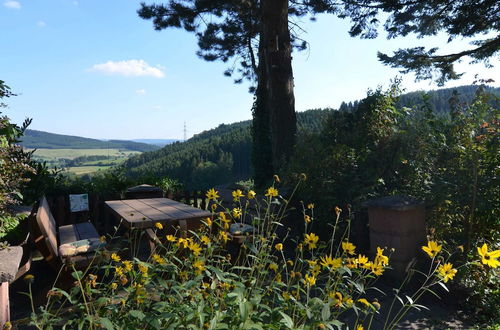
[0,282,9,328]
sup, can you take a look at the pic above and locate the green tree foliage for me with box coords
[0,81,33,211]
[289,84,499,250]
[341,0,499,85]
[121,86,494,191]
[138,0,298,183]
[122,110,331,189]
[137,0,499,188]
[396,85,500,115]
[0,80,34,241]
[123,121,251,189]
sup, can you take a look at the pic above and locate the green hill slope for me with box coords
[122,85,498,188]
[21,129,159,152]
[122,109,331,187]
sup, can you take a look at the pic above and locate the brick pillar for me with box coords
[366,196,426,279]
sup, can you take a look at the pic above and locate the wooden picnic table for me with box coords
[104,198,212,232]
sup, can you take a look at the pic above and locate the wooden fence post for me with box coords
[200,190,207,210]
[0,282,9,328]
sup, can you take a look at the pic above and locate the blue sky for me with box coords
[1,0,498,140]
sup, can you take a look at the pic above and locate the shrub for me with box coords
[287,83,499,325]
[0,80,34,244]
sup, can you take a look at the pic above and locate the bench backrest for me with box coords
[36,197,59,259]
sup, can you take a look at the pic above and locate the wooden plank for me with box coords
[104,201,150,223]
[0,282,9,327]
[14,244,32,282]
[137,199,199,219]
[105,198,211,230]
[121,200,174,221]
[58,224,78,245]
[147,198,211,218]
[74,222,99,240]
[36,197,59,258]
[105,200,156,229]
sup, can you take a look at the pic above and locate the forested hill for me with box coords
[21,129,160,152]
[122,109,332,188]
[122,85,498,188]
[339,85,500,113]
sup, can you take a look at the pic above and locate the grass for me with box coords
[25,148,142,175]
[29,148,140,159]
[80,158,127,166]
[66,166,110,175]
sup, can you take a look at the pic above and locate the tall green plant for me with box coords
[0,80,34,242]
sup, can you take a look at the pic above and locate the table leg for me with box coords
[179,220,188,238]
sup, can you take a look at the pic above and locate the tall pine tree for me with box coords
[138,0,499,186]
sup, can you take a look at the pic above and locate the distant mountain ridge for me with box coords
[121,85,499,188]
[21,129,160,152]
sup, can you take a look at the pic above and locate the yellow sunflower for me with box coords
[477,243,500,268]
[422,240,442,258]
[437,262,457,283]
[304,233,319,250]
[206,188,220,201]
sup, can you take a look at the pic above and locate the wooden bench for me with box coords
[33,197,103,269]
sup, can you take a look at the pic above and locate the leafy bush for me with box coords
[0,80,34,244]
[287,83,499,324]
[155,176,184,194]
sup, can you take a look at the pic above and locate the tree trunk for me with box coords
[261,0,297,171]
[252,39,274,188]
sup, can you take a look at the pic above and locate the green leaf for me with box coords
[239,300,252,320]
[279,311,294,329]
[51,288,75,304]
[422,287,441,299]
[328,320,344,329]
[146,317,161,329]
[95,297,109,306]
[230,266,253,272]
[99,317,114,330]
[129,310,145,320]
[321,303,331,321]
[71,270,83,280]
[395,295,405,306]
[412,304,430,311]
[206,265,227,281]
[437,281,449,292]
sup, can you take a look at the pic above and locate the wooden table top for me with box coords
[105,198,211,229]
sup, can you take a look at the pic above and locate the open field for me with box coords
[66,166,110,175]
[29,148,140,159]
[26,148,142,175]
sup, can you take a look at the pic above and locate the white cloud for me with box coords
[135,89,146,95]
[37,20,46,27]
[4,1,21,9]
[88,60,165,78]
[153,105,162,110]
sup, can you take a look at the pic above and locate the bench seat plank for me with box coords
[59,222,100,245]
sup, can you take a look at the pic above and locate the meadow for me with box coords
[30,148,140,159]
[28,148,141,175]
